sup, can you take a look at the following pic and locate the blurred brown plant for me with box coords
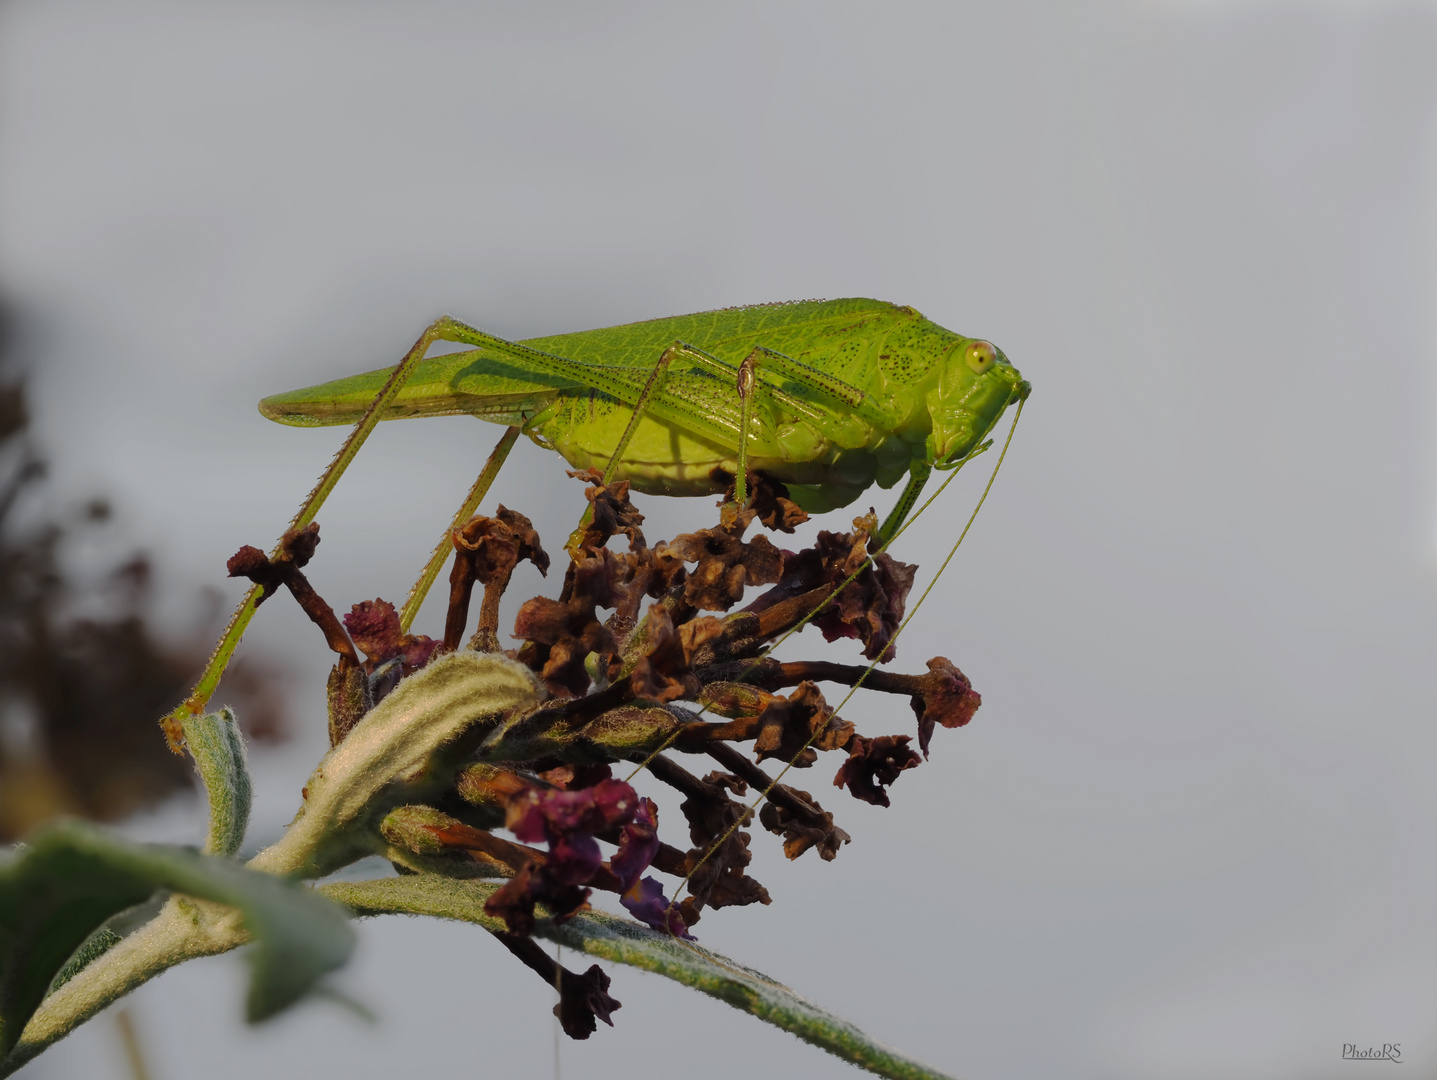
[0,305,286,842]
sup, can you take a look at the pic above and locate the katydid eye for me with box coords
[965,340,997,373]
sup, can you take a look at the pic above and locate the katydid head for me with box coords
[924,337,1028,469]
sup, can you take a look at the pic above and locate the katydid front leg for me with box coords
[422,318,748,451]
[877,460,932,545]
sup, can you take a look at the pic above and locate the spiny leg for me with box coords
[564,342,684,554]
[600,345,681,484]
[733,351,759,510]
[426,318,746,451]
[428,320,880,464]
[398,424,521,634]
[580,339,783,517]
[556,336,809,548]
[161,317,458,748]
[665,339,888,434]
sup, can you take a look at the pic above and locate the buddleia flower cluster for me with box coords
[226,471,981,1039]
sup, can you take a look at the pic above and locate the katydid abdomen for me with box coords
[259,298,1029,519]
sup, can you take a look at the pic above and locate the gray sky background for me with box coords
[2,1,1436,1078]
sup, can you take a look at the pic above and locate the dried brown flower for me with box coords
[670,523,784,612]
[833,734,923,807]
[445,506,549,652]
[220,457,990,1043]
[910,656,982,756]
[751,681,852,768]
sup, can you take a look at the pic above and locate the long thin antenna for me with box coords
[553,943,562,1080]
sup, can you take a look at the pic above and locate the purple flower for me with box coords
[621,876,694,939]
[609,798,660,893]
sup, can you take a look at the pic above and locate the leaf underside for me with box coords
[0,821,356,1058]
[321,874,955,1080]
[181,708,253,858]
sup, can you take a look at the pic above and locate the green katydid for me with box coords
[161,298,1026,745]
[262,296,1026,537]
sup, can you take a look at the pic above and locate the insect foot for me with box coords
[222,469,985,1043]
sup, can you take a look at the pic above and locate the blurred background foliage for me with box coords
[0,298,286,843]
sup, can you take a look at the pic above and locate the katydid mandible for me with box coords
[260,297,1030,540]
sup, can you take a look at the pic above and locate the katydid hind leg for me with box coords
[161,317,460,747]
[667,337,876,418]
[726,344,840,513]
[563,338,766,552]
[672,339,888,437]
[435,321,852,489]
[749,345,892,429]
[431,318,749,453]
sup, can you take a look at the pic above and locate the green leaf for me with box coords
[181,707,253,857]
[321,875,955,1080]
[248,652,541,879]
[43,926,121,996]
[0,820,355,1058]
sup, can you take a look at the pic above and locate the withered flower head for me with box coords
[513,550,623,697]
[569,470,647,552]
[620,875,694,939]
[758,786,851,861]
[490,932,623,1039]
[609,797,660,892]
[833,734,923,807]
[460,506,550,579]
[506,777,639,845]
[626,604,699,704]
[485,861,591,936]
[752,681,852,769]
[675,769,771,921]
[446,506,550,653]
[670,524,784,612]
[776,515,917,662]
[279,522,321,566]
[230,465,988,1042]
[911,656,982,757]
[228,526,370,747]
[484,776,644,934]
[344,598,441,674]
[716,473,811,534]
[610,798,693,937]
[554,963,622,1039]
[226,523,320,601]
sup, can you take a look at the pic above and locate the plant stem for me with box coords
[113,1008,150,1080]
